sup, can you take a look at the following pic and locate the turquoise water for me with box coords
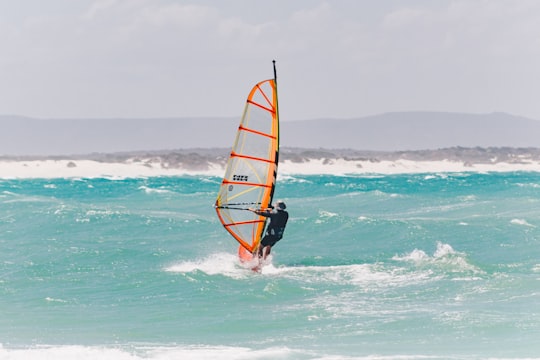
[1,172,540,359]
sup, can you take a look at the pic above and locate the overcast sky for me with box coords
[2,0,540,121]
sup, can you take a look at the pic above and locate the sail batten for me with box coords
[215,65,279,254]
[247,99,275,113]
[230,152,275,164]
[221,180,272,188]
[224,219,264,227]
[238,125,277,139]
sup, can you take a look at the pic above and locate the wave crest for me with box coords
[393,242,483,277]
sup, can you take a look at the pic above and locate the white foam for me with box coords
[0,345,138,360]
[164,252,251,279]
[0,159,224,179]
[260,262,433,290]
[163,251,435,289]
[510,218,535,227]
[393,242,483,276]
[45,297,68,303]
[433,242,456,258]
[0,344,303,360]
[3,157,540,179]
[146,345,298,360]
[395,249,431,262]
[280,158,540,175]
[138,186,172,194]
[0,343,464,360]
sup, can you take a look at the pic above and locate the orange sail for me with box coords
[215,62,280,254]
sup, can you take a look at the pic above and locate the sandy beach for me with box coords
[2,147,540,179]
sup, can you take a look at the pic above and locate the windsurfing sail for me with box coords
[214,61,280,254]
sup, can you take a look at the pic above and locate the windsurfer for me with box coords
[250,200,289,260]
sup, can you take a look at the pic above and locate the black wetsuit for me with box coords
[258,208,289,248]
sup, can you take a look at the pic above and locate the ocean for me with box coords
[1,172,540,359]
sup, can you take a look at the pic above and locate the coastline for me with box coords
[2,147,540,179]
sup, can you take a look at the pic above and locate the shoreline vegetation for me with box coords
[4,146,540,166]
[2,147,540,178]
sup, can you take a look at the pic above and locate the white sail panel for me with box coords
[215,76,279,253]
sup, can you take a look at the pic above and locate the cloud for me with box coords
[335,1,540,119]
[382,7,431,29]
[141,3,218,28]
[2,1,540,120]
[84,0,119,20]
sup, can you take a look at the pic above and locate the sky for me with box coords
[1,0,540,121]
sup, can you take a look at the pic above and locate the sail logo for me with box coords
[233,175,249,182]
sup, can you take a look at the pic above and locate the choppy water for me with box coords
[1,172,540,359]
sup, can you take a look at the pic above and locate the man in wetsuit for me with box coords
[251,200,289,260]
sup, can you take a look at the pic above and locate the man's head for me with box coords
[276,200,286,210]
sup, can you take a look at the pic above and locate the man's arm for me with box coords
[249,208,272,217]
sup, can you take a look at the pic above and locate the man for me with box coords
[251,200,289,260]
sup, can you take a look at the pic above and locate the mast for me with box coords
[273,59,280,164]
[271,60,280,205]
[273,59,277,85]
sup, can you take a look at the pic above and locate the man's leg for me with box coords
[262,246,271,260]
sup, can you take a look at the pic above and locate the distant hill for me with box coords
[0,116,238,156]
[1,112,539,155]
